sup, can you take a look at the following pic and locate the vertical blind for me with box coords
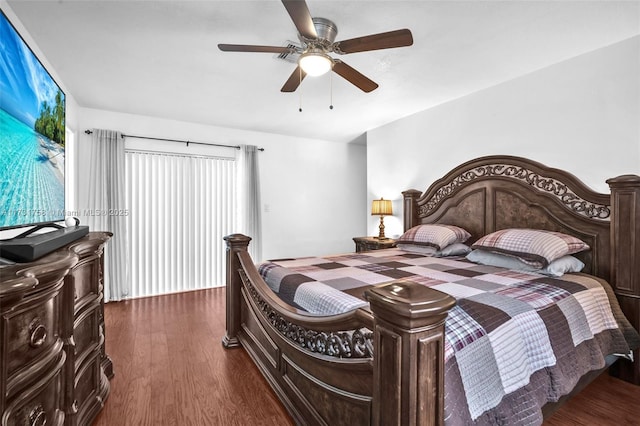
[126,150,236,298]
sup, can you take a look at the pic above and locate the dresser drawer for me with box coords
[2,353,65,426]
[74,303,102,365]
[3,288,63,380]
[74,353,101,419]
[70,258,99,311]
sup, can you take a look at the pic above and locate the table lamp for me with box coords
[371,198,393,239]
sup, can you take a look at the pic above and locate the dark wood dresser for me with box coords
[0,232,112,426]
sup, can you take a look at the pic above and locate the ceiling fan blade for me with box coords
[218,44,294,54]
[334,29,413,54]
[281,0,317,40]
[332,61,378,93]
[281,66,307,92]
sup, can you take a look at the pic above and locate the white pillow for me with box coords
[541,255,585,277]
[466,249,539,272]
[396,244,438,255]
[435,243,472,257]
[466,250,584,277]
[397,242,471,257]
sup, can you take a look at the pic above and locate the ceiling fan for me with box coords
[218,0,413,93]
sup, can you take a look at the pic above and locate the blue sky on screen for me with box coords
[0,12,63,128]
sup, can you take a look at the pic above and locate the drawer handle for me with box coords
[29,321,47,348]
[29,405,47,426]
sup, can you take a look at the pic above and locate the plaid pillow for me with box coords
[397,224,471,250]
[471,229,589,267]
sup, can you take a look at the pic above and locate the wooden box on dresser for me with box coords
[1,232,113,426]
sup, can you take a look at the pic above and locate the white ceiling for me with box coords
[7,1,640,143]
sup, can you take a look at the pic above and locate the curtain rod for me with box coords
[84,130,264,151]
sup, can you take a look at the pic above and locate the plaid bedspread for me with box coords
[258,248,640,425]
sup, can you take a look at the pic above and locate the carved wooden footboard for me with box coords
[223,234,455,425]
[223,155,640,425]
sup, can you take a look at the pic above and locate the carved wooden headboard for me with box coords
[402,155,628,282]
[402,155,640,383]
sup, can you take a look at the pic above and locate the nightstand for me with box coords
[353,236,397,253]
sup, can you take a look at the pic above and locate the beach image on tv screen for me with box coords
[0,11,65,229]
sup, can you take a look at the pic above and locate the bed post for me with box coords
[402,190,422,232]
[607,175,640,384]
[222,233,251,349]
[365,281,456,426]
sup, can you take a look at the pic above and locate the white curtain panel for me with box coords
[126,151,236,297]
[236,145,262,262]
[87,129,131,302]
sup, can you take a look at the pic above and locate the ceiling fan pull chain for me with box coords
[329,71,334,110]
[299,67,303,112]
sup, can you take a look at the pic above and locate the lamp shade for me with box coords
[371,198,393,216]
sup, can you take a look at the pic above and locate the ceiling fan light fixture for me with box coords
[219,0,414,93]
[298,49,332,76]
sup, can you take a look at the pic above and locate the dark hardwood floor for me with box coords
[94,288,640,426]
[93,288,293,426]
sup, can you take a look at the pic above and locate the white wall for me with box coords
[367,36,640,238]
[77,108,367,261]
[259,133,367,258]
[0,1,80,239]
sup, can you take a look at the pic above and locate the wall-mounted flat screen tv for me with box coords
[0,9,65,230]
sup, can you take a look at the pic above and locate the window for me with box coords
[126,150,236,297]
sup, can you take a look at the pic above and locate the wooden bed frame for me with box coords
[223,155,640,425]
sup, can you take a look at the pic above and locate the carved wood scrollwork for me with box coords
[421,164,611,220]
[239,271,373,359]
